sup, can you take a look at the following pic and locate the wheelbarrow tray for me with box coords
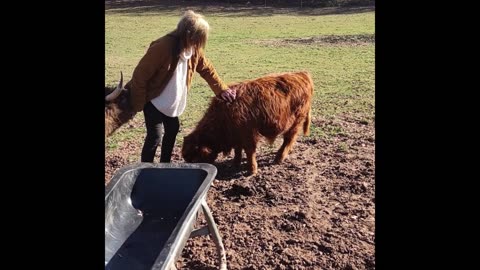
[105,163,217,270]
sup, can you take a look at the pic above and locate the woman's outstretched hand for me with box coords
[219,88,236,103]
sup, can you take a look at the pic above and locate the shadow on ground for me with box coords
[105,0,375,17]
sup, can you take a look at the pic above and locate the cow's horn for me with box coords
[105,72,125,101]
[118,71,123,88]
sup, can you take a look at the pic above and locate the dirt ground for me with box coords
[254,34,375,48]
[105,114,375,270]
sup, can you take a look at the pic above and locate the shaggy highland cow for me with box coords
[182,71,314,175]
[105,72,136,137]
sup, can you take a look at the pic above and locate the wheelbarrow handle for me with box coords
[201,199,228,270]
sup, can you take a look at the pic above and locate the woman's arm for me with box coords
[129,42,168,112]
[196,53,229,96]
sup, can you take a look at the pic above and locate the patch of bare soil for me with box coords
[255,34,375,47]
[105,115,375,269]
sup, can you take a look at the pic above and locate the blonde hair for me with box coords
[176,10,210,52]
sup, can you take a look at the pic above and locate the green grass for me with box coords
[105,6,374,149]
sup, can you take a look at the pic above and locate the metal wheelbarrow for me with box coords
[105,163,227,270]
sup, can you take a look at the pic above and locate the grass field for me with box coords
[105,4,375,150]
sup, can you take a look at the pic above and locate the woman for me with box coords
[125,10,236,163]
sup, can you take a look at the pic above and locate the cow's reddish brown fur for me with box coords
[182,71,314,175]
[105,87,136,137]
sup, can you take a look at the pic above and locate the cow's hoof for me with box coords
[273,157,284,164]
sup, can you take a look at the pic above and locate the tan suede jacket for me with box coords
[125,32,229,112]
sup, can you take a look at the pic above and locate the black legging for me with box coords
[141,101,180,163]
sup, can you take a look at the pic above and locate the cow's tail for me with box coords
[303,108,311,136]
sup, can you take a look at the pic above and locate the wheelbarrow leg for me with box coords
[201,199,227,270]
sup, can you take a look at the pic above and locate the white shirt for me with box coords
[150,47,193,117]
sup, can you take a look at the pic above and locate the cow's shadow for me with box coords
[179,260,217,270]
[213,153,277,181]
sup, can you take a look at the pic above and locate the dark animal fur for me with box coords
[105,86,136,137]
